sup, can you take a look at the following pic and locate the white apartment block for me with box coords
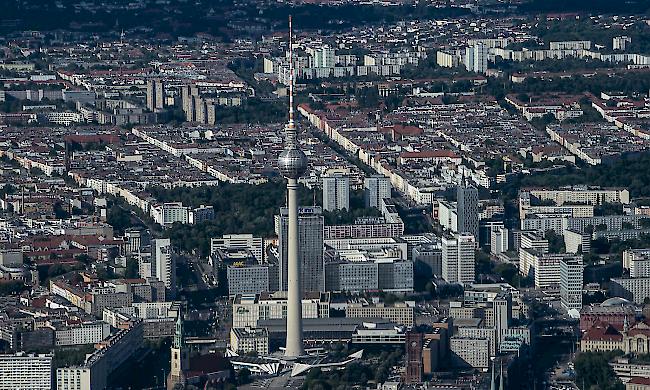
[467,38,512,48]
[520,248,580,289]
[436,50,461,68]
[150,202,190,227]
[442,233,476,284]
[364,175,391,208]
[325,238,407,254]
[230,328,269,356]
[0,352,52,390]
[438,200,458,232]
[211,234,264,262]
[56,367,91,390]
[521,214,566,234]
[563,229,591,254]
[55,322,111,346]
[549,41,592,50]
[610,277,650,304]
[631,258,650,279]
[490,226,509,255]
[524,187,630,206]
[519,204,594,220]
[56,321,143,390]
[518,231,549,253]
[323,220,404,240]
[345,301,415,327]
[623,249,650,277]
[613,36,631,51]
[457,327,497,356]
[323,174,350,212]
[450,337,490,369]
[465,44,489,74]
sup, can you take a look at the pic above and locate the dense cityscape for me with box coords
[3,0,650,389]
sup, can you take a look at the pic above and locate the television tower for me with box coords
[278,15,307,358]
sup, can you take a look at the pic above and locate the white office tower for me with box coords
[364,175,391,208]
[146,79,164,111]
[276,207,324,293]
[442,233,476,284]
[323,174,350,211]
[153,238,176,296]
[457,183,479,242]
[276,15,307,358]
[560,257,583,311]
[465,44,489,74]
[0,352,52,390]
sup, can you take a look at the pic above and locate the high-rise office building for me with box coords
[560,257,583,310]
[322,174,350,211]
[457,183,479,242]
[364,175,391,208]
[276,206,324,293]
[442,233,476,284]
[146,79,164,111]
[153,238,176,296]
[493,293,511,343]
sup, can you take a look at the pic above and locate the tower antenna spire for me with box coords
[288,15,295,131]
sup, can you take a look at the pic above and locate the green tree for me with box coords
[574,351,624,390]
[125,258,139,279]
[0,280,24,296]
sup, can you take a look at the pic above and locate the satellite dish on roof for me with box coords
[567,308,580,319]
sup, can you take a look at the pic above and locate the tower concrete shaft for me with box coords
[284,179,305,357]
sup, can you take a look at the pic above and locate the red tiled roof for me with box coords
[381,124,423,136]
[629,377,650,385]
[583,323,623,341]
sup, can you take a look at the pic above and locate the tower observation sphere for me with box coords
[278,148,307,179]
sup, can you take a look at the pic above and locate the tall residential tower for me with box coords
[457,182,479,242]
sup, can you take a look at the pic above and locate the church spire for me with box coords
[499,361,504,390]
[490,360,496,390]
[173,311,184,349]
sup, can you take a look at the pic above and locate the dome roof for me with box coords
[601,297,632,307]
